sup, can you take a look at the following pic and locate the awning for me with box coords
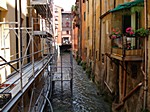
[110,0,144,12]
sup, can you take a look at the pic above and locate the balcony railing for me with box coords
[31,0,48,4]
[31,0,52,18]
[111,36,143,61]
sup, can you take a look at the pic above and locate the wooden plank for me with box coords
[112,48,142,56]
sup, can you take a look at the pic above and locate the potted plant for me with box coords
[135,28,149,37]
[125,27,136,49]
[125,27,135,37]
[109,27,122,39]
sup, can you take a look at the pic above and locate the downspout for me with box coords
[92,0,96,78]
[99,0,102,88]
[142,0,148,110]
[92,0,94,60]
[79,0,82,59]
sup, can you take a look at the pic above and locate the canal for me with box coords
[48,52,111,112]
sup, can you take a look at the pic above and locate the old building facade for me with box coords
[54,5,63,47]
[73,0,150,111]
[0,0,54,111]
[61,11,72,45]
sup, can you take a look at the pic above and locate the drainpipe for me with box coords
[79,0,82,59]
[99,0,102,88]
[92,0,96,78]
[142,0,148,110]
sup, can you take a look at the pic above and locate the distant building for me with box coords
[61,11,72,45]
[53,5,63,46]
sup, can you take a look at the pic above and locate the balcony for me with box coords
[110,36,143,61]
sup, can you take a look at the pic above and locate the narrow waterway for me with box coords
[50,52,111,112]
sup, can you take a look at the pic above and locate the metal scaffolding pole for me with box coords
[18,0,24,111]
[31,18,35,78]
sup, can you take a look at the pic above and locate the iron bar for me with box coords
[28,88,34,112]
[0,22,18,24]
[115,82,143,110]
[4,27,32,30]
[0,56,19,73]
[0,47,51,66]
[31,18,35,78]
[104,81,113,93]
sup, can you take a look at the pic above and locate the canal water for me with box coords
[50,52,111,112]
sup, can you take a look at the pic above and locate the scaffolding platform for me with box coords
[0,56,52,111]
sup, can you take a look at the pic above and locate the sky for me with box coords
[54,0,76,11]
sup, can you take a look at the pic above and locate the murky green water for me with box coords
[49,53,111,112]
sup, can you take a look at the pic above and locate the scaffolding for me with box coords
[0,0,55,111]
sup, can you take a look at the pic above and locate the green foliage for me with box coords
[86,66,92,79]
[135,28,149,37]
[91,74,95,82]
[82,62,86,70]
[71,5,78,12]
[76,56,82,65]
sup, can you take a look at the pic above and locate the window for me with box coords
[88,0,89,13]
[55,11,58,13]
[88,26,90,39]
[66,31,69,34]
[0,11,2,22]
[102,54,104,63]
[96,51,98,59]
[84,12,86,21]
[89,49,91,59]
[122,15,131,34]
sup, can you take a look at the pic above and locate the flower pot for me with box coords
[126,37,136,49]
